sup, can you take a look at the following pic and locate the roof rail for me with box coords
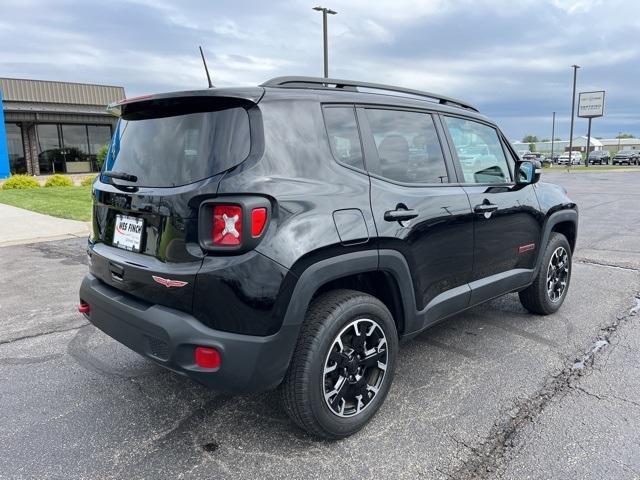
[261,76,479,112]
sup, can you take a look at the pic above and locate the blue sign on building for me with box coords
[0,89,10,179]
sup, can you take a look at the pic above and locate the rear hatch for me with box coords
[89,90,261,312]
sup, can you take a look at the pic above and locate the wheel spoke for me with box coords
[322,318,389,418]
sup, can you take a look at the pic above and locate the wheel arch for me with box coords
[281,250,417,337]
[535,208,579,274]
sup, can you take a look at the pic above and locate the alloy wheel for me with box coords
[546,246,569,302]
[323,318,388,418]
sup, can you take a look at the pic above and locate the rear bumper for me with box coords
[79,274,300,393]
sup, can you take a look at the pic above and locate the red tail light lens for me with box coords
[213,205,242,246]
[195,346,221,369]
[251,208,267,237]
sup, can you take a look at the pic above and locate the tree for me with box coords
[96,144,109,169]
[522,135,539,143]
[529,143,536,152]
[540,138,550,142]
[616,133,636,139]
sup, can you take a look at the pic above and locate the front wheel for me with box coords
[281,289,398,439]
[519,233,572,315]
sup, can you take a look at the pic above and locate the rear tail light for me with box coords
[251,208,267,237]
[195,346,221,369]
[199,197,271,252]
[213,205,243,246]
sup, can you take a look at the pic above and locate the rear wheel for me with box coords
[519,233,572,315]
[281,289,398,439]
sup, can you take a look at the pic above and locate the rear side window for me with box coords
[323,106,364,170]
[105,107,250,188]
[443,116,511,184]
[365,109,448,184]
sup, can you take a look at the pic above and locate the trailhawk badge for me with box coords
[152,275,189,288]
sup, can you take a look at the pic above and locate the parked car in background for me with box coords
[557,151,582,165]
[523,152,550,166]
[517,150,531,158]
[588,150,611,165]
[612,150,639,165]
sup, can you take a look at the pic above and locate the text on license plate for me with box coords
[113,214,144,252]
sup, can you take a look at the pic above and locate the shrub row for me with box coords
[2,174,97,190]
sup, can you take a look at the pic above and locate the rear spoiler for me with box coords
[107,87,265,117]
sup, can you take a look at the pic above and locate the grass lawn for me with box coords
[0,186,92,221]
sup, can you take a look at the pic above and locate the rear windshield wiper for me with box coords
[102,171,138,182]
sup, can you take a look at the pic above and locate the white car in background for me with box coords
[557,151,582,165]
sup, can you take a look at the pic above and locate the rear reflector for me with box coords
[251,208,267,237]
[213,205,242,246]
[195,346,221,369]
[78,302,91,314]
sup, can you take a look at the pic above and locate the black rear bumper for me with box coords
[79,274,300,393]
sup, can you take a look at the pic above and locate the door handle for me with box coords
[384,208,419,222]
[474,203,498,214]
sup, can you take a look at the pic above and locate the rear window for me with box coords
[104,106,250,187]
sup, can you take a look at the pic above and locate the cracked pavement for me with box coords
[1,170,639,479]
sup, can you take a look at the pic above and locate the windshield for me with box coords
[104,107,250,187]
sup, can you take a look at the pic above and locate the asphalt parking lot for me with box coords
[1,170,639,480]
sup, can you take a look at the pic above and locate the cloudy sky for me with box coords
[1,0,638,140]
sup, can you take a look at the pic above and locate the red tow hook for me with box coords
[78,301,91,314]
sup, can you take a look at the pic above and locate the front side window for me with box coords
[365,109,448,184]
[323,106,364,170]
[444,116,511,184]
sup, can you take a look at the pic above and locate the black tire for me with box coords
[281,289,398,439]
[519,232,572,315]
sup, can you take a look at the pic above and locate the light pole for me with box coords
[313,6,337,78]
[567,65,580,169]
[551,111,556,162]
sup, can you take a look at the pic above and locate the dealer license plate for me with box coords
[113,214,144,252]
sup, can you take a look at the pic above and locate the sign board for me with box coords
[578,91,605,118]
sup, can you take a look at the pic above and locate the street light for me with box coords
[567,65,580,168]
[551,111,556,161]
[313,6,337,78]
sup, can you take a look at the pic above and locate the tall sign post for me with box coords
[578,90,605,167]
[0,89,10,179]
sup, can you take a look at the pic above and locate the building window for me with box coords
[87,125,112,169]
[37,124,63,174]
[5,123,27,174]
[61,124,91,173]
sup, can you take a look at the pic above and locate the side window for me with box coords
[444,116,512,184]
[323,106,364,170]
[365,109,448,184]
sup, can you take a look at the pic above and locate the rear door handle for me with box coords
[474,203,498,214]
[384,209,419,222]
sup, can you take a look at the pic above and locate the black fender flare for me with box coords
[534,208,579,274]
[275,249,417,381]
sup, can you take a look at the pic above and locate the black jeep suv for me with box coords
[79,76,578,439]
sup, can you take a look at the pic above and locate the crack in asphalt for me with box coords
[448,294,640,480]
[0,353,64,366]
[0,324,86,346]
[576,258,640,272]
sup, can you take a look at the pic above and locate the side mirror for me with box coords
[516,160,541,185]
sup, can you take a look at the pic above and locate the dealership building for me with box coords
[0,77,125,179]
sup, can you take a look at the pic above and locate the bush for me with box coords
[96,144,109,169]
[44,174,74,188]
[80,175,97,187]
[2,174,40,190]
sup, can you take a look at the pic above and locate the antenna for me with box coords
[198,46,214,88]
